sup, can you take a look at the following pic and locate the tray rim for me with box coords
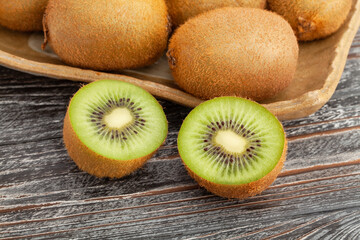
[0,1,359,120]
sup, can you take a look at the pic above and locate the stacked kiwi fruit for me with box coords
[0,0,351,101]
[0,0,352,199]
[0,0,352,97]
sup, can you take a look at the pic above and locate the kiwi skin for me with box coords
[183,141,287,199]
[0,0,48,31]
[63,112,157,178]
[43,0,169,71]
[167,7,299,102]
[267,0,352,41]
[166,0,267,27]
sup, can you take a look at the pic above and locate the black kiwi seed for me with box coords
[201,120,262,168]
[88,97,145,141]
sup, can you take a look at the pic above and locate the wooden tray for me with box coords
[0,1,359,120]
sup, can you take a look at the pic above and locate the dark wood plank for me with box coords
[1,30,360,239]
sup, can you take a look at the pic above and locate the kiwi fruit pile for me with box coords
[42,0,170,70]
[178,97,287,199]
[2,1,352,199]
[63,80,168,178]
[268,0,352,41]
[167,7,299,102]
[165,0,267,27]
[0,0,48,31]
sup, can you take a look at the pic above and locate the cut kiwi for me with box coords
[63,80,168,178]
[177,97,287,199]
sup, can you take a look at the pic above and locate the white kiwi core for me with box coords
[104,107,133,129]
[214,130,248,154]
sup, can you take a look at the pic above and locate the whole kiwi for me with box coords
[43,0,170,71]
[167,7,299,102]
[268,0,352,41]
[166,0,267,27]
[0,0,48,31]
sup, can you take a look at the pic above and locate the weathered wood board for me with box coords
[0,30,359,239]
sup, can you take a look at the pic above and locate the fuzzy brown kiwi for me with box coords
[0,0,48,31]
[42,0,170,71]
[166,0,267,27]
[63,80,168,178]
[167,7,299,102]
[268,0,352,41]
[177,97,287,199]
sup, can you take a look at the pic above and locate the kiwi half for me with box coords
[268,0,352,41]
[0,0,48,31]
[63,80,168,178]
[177,97,287,199]
[166,0,266,27]
[43,0,169,70]
[167,7,298,102]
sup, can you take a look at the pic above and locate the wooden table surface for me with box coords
[1,30,360,239]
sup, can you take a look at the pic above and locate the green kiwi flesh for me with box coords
[178,97,286,198]
[64,80,168,178]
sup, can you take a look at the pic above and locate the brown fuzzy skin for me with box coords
[0,0,48,31]
[183,139,287,199]
[167,8,299,102]
[166,0,267,27]
[63,111,156,179]
[268,0,352,41]
[43,0,169,71]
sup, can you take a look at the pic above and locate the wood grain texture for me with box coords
[0,30,360,240]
